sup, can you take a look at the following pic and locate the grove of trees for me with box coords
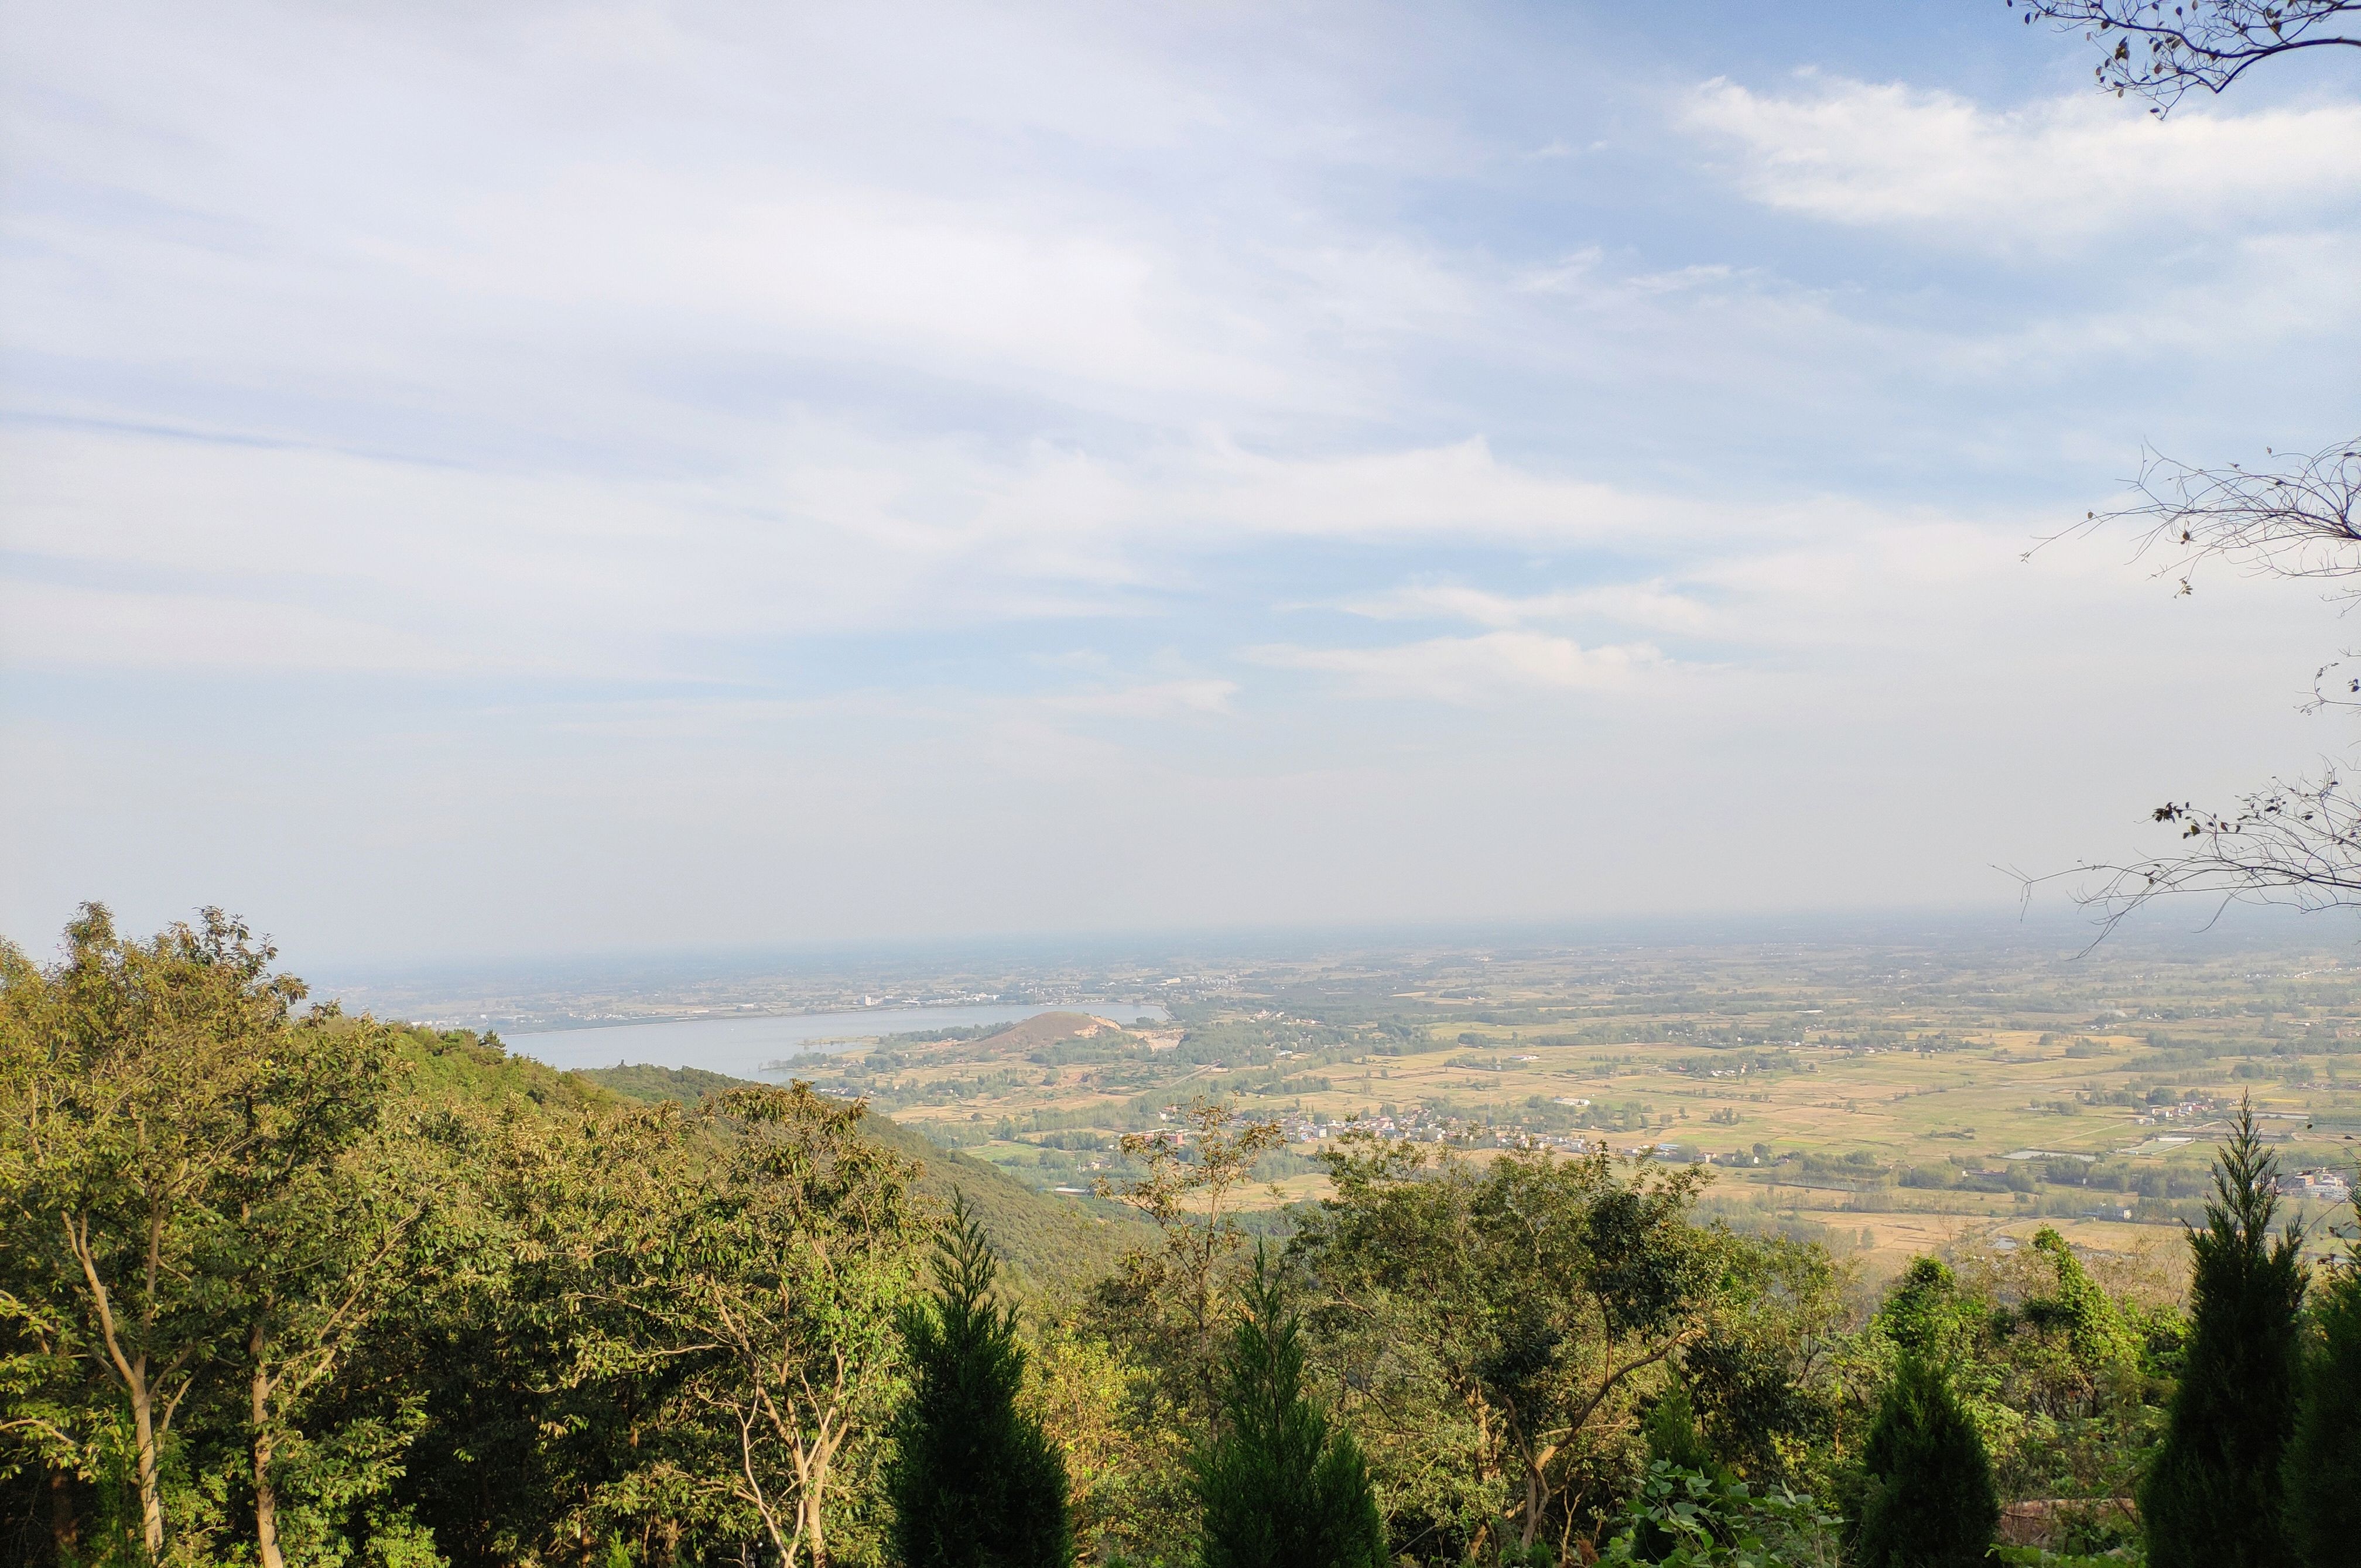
[9,908,2361,1568]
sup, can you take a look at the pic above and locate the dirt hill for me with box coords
[971,1009,1128,1053]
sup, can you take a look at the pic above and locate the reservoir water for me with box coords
[505,1000,1169,1079]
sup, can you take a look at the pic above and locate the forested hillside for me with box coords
[10,908,2361,1568]
[579,1064,1149,1293]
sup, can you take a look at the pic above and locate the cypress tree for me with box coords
[2284,1242,2361,1566]
[1641,1384,1716,1475]
[1850,1353,1999,1568]
[2143,1096,2309,1568]
[888,1192,1072,1568]
[1193,1245,1388,1568]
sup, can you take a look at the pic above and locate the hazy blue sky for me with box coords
[4,1,2357,967]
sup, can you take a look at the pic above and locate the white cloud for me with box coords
[5,0,2357,956]
[1249,631,1662,703]
[0,423,1757,679]
[1685,76,2361,249]
[1142,437,1710,543]
[1336,581,1715,634]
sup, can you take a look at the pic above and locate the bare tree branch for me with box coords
[2016,442,2361,934]
[2011,1,2361,111]
[2015,771,2361,940]
[2037,440,2361,596]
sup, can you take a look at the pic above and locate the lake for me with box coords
[504,1000,1169,1079]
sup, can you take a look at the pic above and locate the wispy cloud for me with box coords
[4,0,2353,953]
[1684,75,2361,251]
[1249,632,1662,704]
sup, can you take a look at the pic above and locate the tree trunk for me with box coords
[47,1467,78,1563]
[802,1487,825,1567]
[128,1356,165,1560]
[251,1320,285,1568]
[66,1210,169,1560]
[800,1461,829,1568]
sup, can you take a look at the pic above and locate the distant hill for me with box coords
[968,1009,1130,1054]
[577,1062,1147,1296]
[577,1061,744,1105]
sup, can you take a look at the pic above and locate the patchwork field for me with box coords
[768,925,2361,1278]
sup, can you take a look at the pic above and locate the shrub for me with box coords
[1599,1463,1842,1567]
[1849,1355,1998,1568]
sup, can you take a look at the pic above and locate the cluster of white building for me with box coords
[2278,1168,2354,1203]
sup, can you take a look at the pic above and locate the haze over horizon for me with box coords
[6,1,2359,970]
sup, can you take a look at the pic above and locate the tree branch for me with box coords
[2012,1,2361,110]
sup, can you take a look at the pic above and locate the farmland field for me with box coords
[768,921,2361,1277]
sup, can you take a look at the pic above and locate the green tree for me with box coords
[2284,1250,2361,1567]
[1873,1259,1983,1365]
[889,1190,1071,1568]
[213,1009,426,1568]
[1193,1246,1387,1568]
[1091,1098,1285,1427]
[0,905,311,1560]
[1293,1141,1724,1555]
[2020,1228,2137,1377]
[1849,1355,1997,1568]
[2142,1097,2308,1568]
[653,1084,919,1566]
[1021,1322,1191,1565]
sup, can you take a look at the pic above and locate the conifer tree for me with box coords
[1849,1353,1998,1568]
[2143,1096,2308,1568]
[888,1192,1072,1568]
[2284,1237,2361,1566]
[1193,1245,1388,1568]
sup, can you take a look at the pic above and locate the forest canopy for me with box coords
[0,908,2345,1568]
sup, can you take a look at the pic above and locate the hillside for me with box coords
[390,1022,621,1114]
[577,1062,1147,1295]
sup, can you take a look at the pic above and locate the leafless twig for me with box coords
[2010,1,2361,111]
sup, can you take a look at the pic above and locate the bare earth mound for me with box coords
[972,1009,1128,1054]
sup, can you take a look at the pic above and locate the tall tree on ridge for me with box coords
[2143,1096,2308,1568]
[0,906,309,1561]
[888,1190,1071,1568]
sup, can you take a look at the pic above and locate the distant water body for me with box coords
[505,1001,1169,1079]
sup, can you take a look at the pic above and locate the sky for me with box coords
[4,1,2359,970]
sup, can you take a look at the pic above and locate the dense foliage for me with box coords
[2284,1258,2361,1565]
[9,908,2361,1568]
